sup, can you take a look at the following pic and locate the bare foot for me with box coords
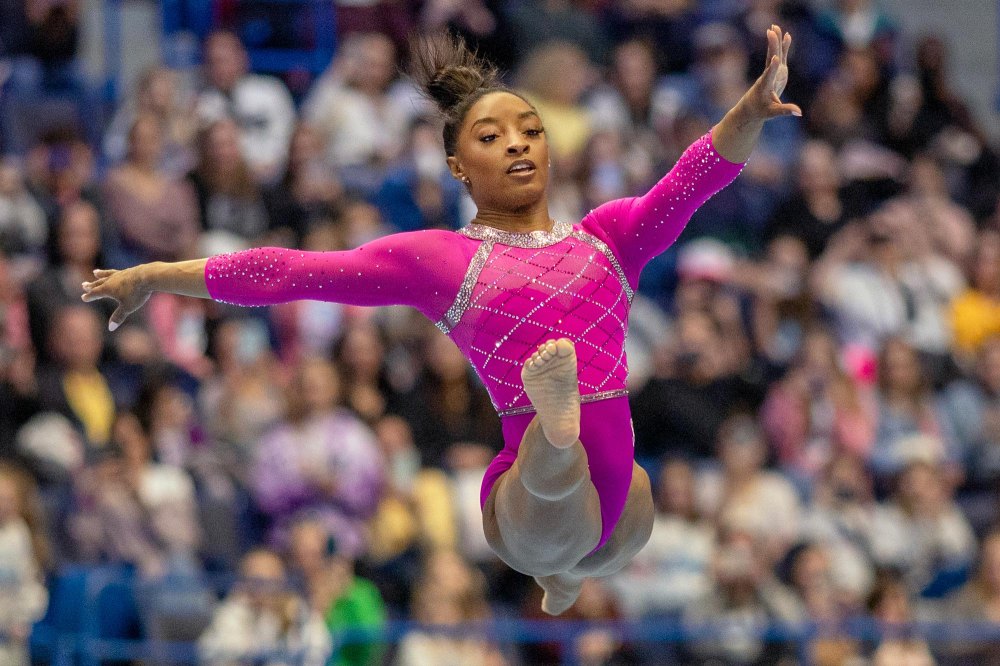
[521,338,580,448]
[537,572,584,616]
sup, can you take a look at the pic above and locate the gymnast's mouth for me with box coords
[507,159,536,175]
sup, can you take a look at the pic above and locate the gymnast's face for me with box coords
[447,91,550,214]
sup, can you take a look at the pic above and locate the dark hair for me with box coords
[410,34,526,156]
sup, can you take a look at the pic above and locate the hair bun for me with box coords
[411,35,502,116]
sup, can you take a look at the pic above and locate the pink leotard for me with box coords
[205,132,744,550]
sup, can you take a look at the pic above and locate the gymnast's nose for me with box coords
[506,140,528,155]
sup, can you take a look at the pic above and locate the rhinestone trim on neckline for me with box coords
[458,220,573,248]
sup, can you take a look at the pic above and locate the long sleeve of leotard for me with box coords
[582,130,745,285]
[203,229,468,321]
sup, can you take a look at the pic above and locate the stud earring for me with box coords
[462,177,470,184]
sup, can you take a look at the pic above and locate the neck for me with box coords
[473,200,553,234]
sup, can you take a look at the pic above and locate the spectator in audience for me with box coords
[199,316,284,465]
[870,455,976,596]
[395,549,503,666]
[515,41,596,167]
[941,530,1000,662]
[814,0,896,60]
[23,128,99,224]
[761,326,876,484]
[0,0,100,152]
[198,548,332,666]
[800,455,878,605]
[188,119,272,249]
[287,518,386,666]
[503,0,610,67]
[683,521,804,665]
[950,230,1000,359]
[603,0,699,74]
[400,332,502,468]
[304,33,418,178]
[263,122,344,248]
[252,357,385,558]
[866,570,935,666]
[37,305,118,449]
[195,30,295,183]
[70,410,202,573]
[631,310,764,460]
[102,114,200,264]
[699,414,803,563]
[745,235,818,370]
[904,154,976,264]
[0,463,49,666]
[763,139,859,261]
[0,250,30,361]
[608,458,715,618]
[783,542,864,666]
[366,416,457,566]
[940,336,1000,490]
[524,577,635,665]
[375,116,467,232]
[870,338,956,477]
[0,158,47,272]
[103,66,197,177]
[25,200,113,355]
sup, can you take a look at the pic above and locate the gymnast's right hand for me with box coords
[81,266,151,331]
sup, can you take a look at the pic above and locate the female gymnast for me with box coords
[83,27,800,615]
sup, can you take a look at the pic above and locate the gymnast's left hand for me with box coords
[81,266,151,331]
[740,24,802,121]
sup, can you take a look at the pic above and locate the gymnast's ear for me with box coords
[447,155,466,183]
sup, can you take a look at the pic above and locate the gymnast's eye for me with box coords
[526,128,544,136]
[480,134,498,143]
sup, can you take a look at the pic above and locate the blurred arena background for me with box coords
[0,0,999,664]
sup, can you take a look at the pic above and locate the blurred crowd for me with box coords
[1,0,1000,664]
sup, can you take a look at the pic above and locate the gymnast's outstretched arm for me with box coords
[82,229,467,330]
[586,24,802,283]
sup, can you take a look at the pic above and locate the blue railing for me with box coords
[21,565,1000,666]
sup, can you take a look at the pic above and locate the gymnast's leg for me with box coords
[481,339,603,609]
[534,461,655,614]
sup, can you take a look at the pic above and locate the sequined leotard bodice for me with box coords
[205,132,744,549]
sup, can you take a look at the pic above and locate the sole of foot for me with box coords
[521,338,581,449]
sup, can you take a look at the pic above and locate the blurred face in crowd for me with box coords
[127,114,163,168]
[204,119,243,171]
[613,39,656,105]
[113,412,151,468]
[238,549,288,611]
[139,67,178,115]
[980,533,1000,595]
[294,358,340,416]
[674,311,723,381]
[51,306,103,370]
[799,328,840,380]
[822,455,872,506]
[345,33,397,96]
[57,202,100,266]
[978,337,1000,393]
[338,323,384,382]
[896,461,945,515]
[426,332,468,382]
[656,459,697,518]
[288,519,331,581]
[448,91,551,214]
[972,231,1000,294]
[0,471,20,526]
[879,339,923,396]
[797,140,841,194]
[718,415,767,478]
[205,32,248,92]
